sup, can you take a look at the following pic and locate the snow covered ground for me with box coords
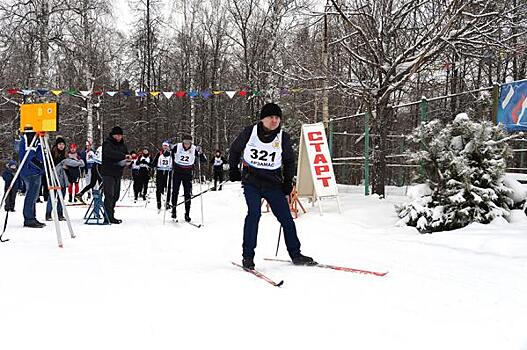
[1,181,526,350]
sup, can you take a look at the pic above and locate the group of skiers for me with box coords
[2,102,315,269]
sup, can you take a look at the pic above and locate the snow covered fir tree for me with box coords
[396,113,514,233]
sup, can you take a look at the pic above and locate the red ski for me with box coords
[264,258,388,277]
[231,262,284,287]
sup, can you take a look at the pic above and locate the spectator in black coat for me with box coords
[101,126,130,224]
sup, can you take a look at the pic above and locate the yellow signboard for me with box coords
[20,103,58,132]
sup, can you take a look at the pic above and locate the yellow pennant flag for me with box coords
[212,90,224,95]
[150,91,160,97]
[51,90,63,96]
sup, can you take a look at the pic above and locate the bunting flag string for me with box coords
[0,85,309,100]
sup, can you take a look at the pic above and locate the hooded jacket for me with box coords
[101,134,129,177]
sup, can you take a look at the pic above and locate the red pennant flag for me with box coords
[176,90,186,98]
[7,89,19,95]
[93,91,103,96]
[238,90,248,97]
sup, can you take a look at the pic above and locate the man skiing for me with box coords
[136,147,152,201]
[228,102,315,270]
[211,150,227,191]
[170,134,206,222]
[152,141,172,212]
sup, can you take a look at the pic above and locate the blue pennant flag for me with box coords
[188,90,199,98]
[201,90,212,100]
[122,90,133,97]
[136,91,147,98]
[497,80,527,132]
[36,89,49,96]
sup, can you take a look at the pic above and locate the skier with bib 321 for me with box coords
[228,102,316,270]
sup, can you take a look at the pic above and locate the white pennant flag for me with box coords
[106,91,118,97]
[225,91,236,99]
[21,89,34,95]
[80,90,91,97]
[163,91,174,99]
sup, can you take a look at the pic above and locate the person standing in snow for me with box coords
[130,150,141,202]
[101,126,131,224]
[65,143,82,202]
[136,147,152,201]
[46,136,84,221]
[228,102,316,270]
[152,141,172,211]
[18,129,46,228]
[75,145,103,204]
[211,150,227,191]
[170,134,206,222]
[2,160,22,212]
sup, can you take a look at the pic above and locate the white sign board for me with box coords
[296,123,340,213]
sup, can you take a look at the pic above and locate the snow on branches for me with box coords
[396,113,513,233]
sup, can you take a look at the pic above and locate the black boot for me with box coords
[69,193,73,202]
[184,213,191,222]
[242,257,255,270]
[171,210,177,219]
[291,253,317,266]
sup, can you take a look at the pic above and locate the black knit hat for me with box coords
[54,136,66,146]
[182,134,193,142]
[260,103,282,119]
[110,126,124,136]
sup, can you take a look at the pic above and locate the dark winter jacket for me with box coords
[211,156,227,173]
[2,167,21,191]
[18,132,45,178]
[136,154,151,177]
[228,122,295,189]
[101,135,129,177]
[65,152,82,183]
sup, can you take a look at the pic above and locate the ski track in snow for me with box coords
[1,182,526,350]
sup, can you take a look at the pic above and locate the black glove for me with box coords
[282,180,293,196]
[229,168,242,182]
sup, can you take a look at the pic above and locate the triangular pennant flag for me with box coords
[36,89,49,96]
[225,91,236,99]
[188,90,199,98]
[162,91,174,99]
[280,88,290,96]
[80,90,91,97]
[51,90,63,96]
[238,90,248,97]
[252,90,261,96]
[290,88,304,94]
[106,91,118,97]
[150,91,160,97]
[93,91,103,96]
[136,91,147,98]
[201,90,212,99]
[122,90,133,97]
[176,90,186,98]
[212,90,223,95]
[21,89,34,95]
[66,89,78,96]
[7,89,19,95]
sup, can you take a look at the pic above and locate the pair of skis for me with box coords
[233,258,388,287]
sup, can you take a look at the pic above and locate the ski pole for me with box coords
[275,225,282,256]
[174,180,228,207]
[198,154,204,226]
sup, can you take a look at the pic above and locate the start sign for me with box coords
[296,123,340,213]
